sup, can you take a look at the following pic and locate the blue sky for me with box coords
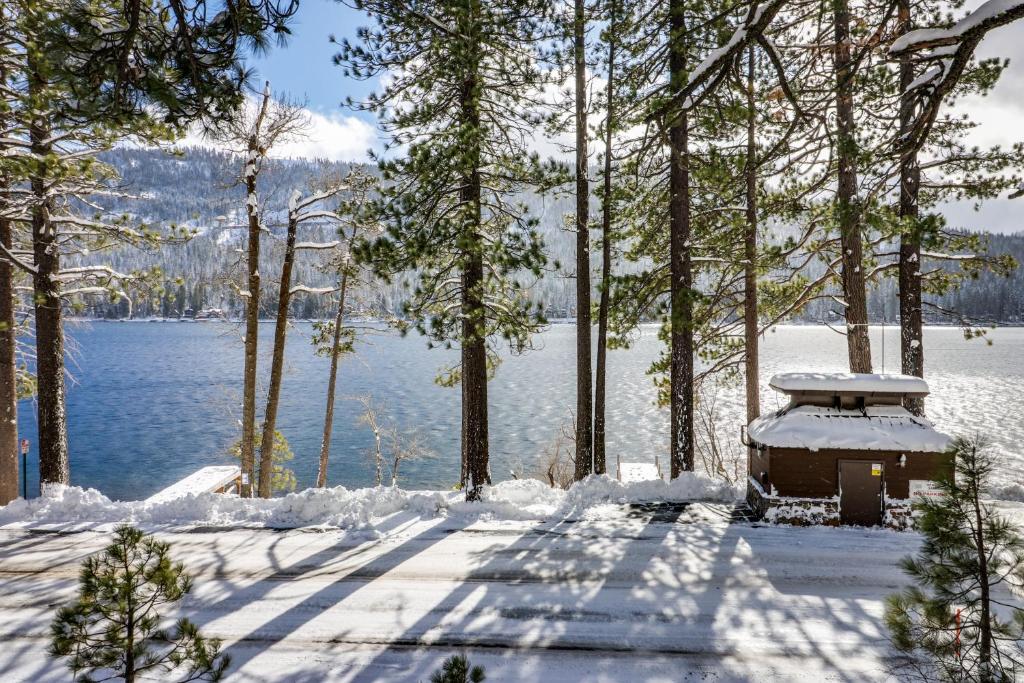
[247,0,373,119]
[234,0,1023,232]
[202,0,388,162]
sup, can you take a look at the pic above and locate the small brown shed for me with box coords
[744,373,953,528]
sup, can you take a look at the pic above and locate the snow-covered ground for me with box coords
[3,478,1022,682]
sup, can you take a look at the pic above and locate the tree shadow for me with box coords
[1,503,925,681]
[337,503,896,682]
[204,509,453,671]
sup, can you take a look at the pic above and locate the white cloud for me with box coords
[273,109,379,162]
[177,97,381,163]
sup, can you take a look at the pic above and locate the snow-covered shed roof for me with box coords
[769,372,930,397]
[747,405,951,453]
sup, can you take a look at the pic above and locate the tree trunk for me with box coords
[462,246,490,500]
[257,212,299,497]
[460,39,490,501]
[0,58,17,504]
[124,605,136,683]
[743,47,760,426]
[316,267,350,488]
[239,139,262,498]
[833,0,872,373]
[573,0,593,480]
[594,0,618,477]
[897,0,924,414]
[668,0,694,477]
[29,67,69,490]
[972,463,993,678]
[0,212,17,505]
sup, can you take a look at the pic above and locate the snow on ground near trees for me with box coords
[0,500,983,683]
[3,479,1022,681]
[0,474,739,532]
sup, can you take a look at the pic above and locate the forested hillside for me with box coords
[82,146,581,319]
[86,147,1023,324]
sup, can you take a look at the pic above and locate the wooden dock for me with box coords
[146,465,241,503]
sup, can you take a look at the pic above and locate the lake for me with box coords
[14,322,1024,501]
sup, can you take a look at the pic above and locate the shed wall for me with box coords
[748,447,771,492]
[765,448,952,499]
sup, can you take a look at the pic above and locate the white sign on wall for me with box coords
[909,480,944,499]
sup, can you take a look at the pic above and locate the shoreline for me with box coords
[66,317,1024,329]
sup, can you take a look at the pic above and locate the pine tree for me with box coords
[887,0,1024,415]
[229,427,297,495]
[896,0,925,414]
[592,0,621,476]
[339,0,557,500]
[609,0,773,477]
[0,47,17,504]
[885,436,1024,682]
[430,654,486,683]
[1,0,185,490]
[49,526,229,683]
[831,0,873,372]
[571,0,593,481]
[46,0,298,127]
[667,0,803,425]
[1,0,297,494]
[607,0,704,476]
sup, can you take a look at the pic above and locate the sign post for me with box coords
[20,439,28,500]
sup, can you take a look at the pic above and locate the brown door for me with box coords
[839,460,883,526]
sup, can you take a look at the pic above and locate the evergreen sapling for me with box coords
[886,436,1024,682]
[49,525,229,683]
[430,654,485,683]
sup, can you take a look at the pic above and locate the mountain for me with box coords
[77,146,1024,325]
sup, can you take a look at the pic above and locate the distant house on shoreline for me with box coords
[744,373,952,529]
[192,308,226,321]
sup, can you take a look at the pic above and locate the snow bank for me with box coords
[0,473,741,531]
[0,485,448,533]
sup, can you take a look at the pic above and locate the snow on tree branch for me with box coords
[0,240,37,275]
[677,0,788,111]
[889,0,1024,155]
[294,241,342,251]
[55,265,133,282]
[890,0,1024,53]
[920,251,979,261]
[289,285,338,296]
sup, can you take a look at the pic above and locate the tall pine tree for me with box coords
[339,0,556,499]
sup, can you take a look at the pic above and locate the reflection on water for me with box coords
[15,322,1024,501]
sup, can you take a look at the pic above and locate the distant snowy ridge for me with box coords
[0,474,741,532]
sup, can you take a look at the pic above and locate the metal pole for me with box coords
[20,439,28,500]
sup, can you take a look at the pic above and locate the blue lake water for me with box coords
[14,322,1024,501]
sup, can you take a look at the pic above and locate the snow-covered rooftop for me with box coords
[769,372,930,396]
[747,405,952,453]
